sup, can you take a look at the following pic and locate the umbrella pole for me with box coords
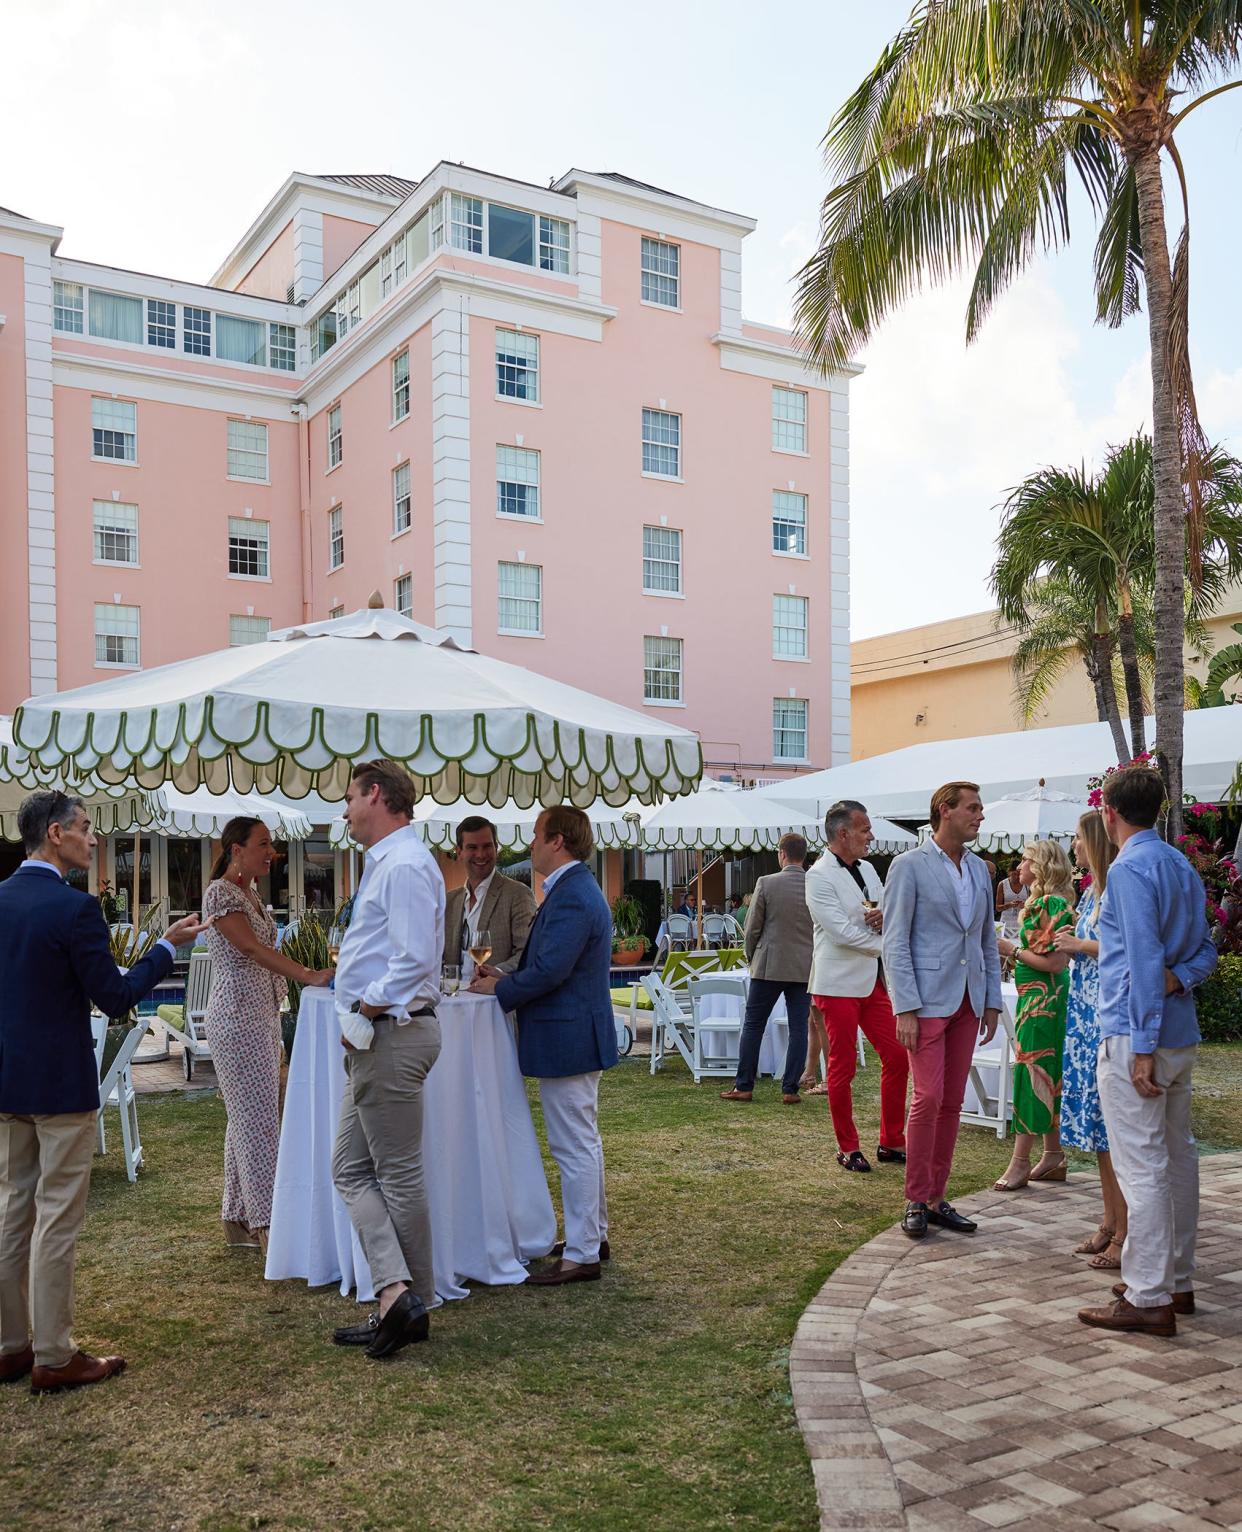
[696,848,704,949]
[132,831,141,929]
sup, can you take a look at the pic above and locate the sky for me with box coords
[6,0,1242,640]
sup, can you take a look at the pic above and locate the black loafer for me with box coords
[836,1150,872,1173]
[333,1311,379,1346]
[364,1290,430,1359]
[926,1200,977,1234]
[902,1201,929,1238]
[875,1145,907,1164]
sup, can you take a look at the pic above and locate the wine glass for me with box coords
[468,927,492,970]
[441,963,460,997]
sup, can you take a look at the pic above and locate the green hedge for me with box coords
[1199,955,1242,1042]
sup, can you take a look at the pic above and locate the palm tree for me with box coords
[795,2,1242,838]
[1201,621,1242,703]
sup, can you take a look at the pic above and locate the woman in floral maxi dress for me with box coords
[204,818,332,1253]
[993,839,1076,1191]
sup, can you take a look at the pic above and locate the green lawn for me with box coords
[4,1047,1240,1532]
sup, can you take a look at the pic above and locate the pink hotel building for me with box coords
[0,165,856,779]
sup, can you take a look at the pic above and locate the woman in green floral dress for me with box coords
[993,839,1076,1190]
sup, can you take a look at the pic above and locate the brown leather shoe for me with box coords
[224,1220,260,1249]
[550,1239,610,1262]
[1112,1282,1194,1315]
[0,1345,34,1384]
[782,1093,802,1105]
[526,1259,601,1286]
[30,1349,127,1394]
[1078,1296,1175,1337]
[720,1088,752,1102]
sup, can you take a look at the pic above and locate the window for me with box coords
[88,290,143,344]
[539,216,571,274]
[498,561,542,633]
[313,310,337,361]
[641,237,680,307]
[488,204,534,265]
[392,349,410,421]
[184,306,211,355]
[92,500,138,565]
[407,210,429,267]
[773,698,809,760]
[95,603,139,667]
[346,282,361,331]
[91,397,136,462]
[228,516,269,578]
[379,245,394,299]
[772,387,808,453]
[642,407,680,477]
[329,604,345,620]
[773,594,809,658]
[269,322,296,371]
[394,574,412,617]
[217,314,266,366]
[147,299,175,348]
[642,525,682,593]
[496,445,540,519]
[430,197,445,250]
[327,405,342,469]
[227,419,268,481]
[229,615,270,646]
[393,232,408,285]
[328,506,344,569]
[392,462,411,534]
[495,329,539,401]
[772,491,808,555]
[449,193,483,253]
[643,635,683,703]
[53,280,83,333]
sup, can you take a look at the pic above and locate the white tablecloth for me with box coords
[693,988,790,1076]
[266,989,557,1303]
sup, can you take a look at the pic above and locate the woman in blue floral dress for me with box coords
[1054,810,1127,1269]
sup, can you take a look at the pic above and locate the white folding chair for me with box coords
[960,1006,1019,1138]
[687,974,750,1083]
[645,973,696,1076]
[158,949,214,1080]
[96,1017,151,1181]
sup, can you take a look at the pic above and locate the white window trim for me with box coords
[497,512,545,524]
[773,652,812,663]
[495,394,543,410]
[226,572,274,584]
[640,471,684,484]
[644,698,688,709]
[226,474,271,486]
[498,627,546,639]
[772,446,811,460]
[642,588,686,600]
[91,455,140,468]
[639,300,684,315]
[93,559,142,570]
[772,549,811,562]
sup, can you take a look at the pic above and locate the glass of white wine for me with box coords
[441,963,460,997]
[468,927,493,972]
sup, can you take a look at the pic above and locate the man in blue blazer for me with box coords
[470,805,617,1286]
[0,790,205,1394]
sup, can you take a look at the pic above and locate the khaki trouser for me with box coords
[332,1015,441,1307]
[0,1111,97,1367]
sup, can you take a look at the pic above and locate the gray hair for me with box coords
[824,799,867,844]
[18,789,85,855]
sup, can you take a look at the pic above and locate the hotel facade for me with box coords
[0,165,855,906]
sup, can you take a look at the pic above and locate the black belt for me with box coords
[367,1005,437,1023]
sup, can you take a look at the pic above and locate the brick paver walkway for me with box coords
[791,1155,1242,1530]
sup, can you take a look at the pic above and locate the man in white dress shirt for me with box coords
[330,760,445,1360]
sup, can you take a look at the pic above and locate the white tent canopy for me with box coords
[330,797,640,853]
[755,708,1242,822]
[12,605,703,807]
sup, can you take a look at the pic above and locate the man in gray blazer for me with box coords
[444,817,536,978]
[883,782,1002,1239]
[721,833,813,1105]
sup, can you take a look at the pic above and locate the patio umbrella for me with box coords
[329,796,640,852]
[149,786,316,840]
[970,782,1090,852]
[0,717,154,840]
[11,601,703,807]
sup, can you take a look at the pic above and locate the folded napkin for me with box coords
[337,1002,374,1052]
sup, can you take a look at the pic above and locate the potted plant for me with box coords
[280,912,333,1060]
[100,907,161,1076]
[610,893,649,967]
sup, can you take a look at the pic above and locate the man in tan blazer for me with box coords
[721,832,813,1105]
[444,817,536,978]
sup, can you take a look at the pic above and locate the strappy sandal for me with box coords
[1074,1224,1114,1256]
[1089,1239,1123,1270]
[798,1073,817,1092]
[806,1081,828,1095]
[1029,1151,1068,1183]
[993,1156,1031,1191]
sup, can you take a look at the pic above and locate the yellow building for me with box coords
[850,587,1242,760]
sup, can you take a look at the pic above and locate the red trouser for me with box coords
[812,983,909,1155]
[903,992,979,1204]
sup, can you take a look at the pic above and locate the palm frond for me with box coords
[1093,157,1144,326]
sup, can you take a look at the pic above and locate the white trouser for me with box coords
[1097,1035,1198,1308]
[538,1073,608,1265]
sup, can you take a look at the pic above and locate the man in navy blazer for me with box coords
[0,791,205,1394]
[470,805,617,1285]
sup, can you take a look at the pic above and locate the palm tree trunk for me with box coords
[1116,602,1148,757]
[1092,630,1129,762]
[1132,147,1185,839]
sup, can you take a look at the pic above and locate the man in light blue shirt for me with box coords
[1079,767,1217,1339]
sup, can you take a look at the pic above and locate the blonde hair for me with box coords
[1021,839,1076,914]
[1076,810,1116,928]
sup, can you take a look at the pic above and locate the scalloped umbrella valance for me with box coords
[915,783,1089,852]
[330,796,641,853]
[11,606,704,807]
[0,716,155,840]
[637,787,828,853]
[150,786,316,840]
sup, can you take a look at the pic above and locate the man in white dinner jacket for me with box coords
[805,800,909,1175]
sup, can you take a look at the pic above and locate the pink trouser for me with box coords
[903,991,978,1204]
